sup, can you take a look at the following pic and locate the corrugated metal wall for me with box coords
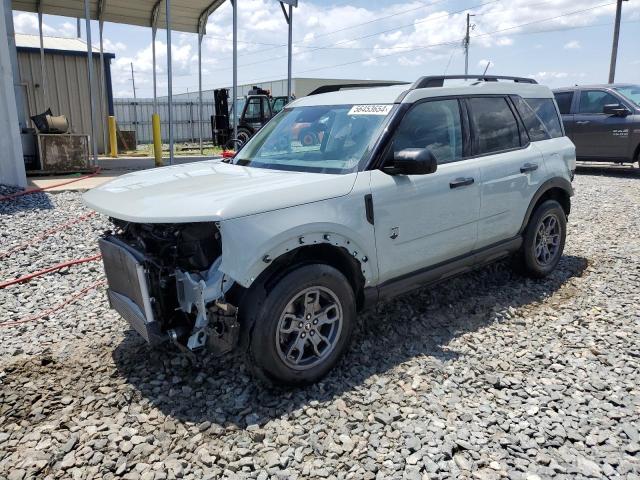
[17,50,109,154]
[168,78,403,102]
[113,99,215,145]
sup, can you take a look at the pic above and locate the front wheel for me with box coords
[515,199,567,278]
[245,264,356,386]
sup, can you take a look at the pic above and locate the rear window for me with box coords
[511,96,550,142]
[526,98,564,138]
[468,97,521,155]
[553,92,573,115]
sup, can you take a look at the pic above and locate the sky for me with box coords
[11,0,640,99]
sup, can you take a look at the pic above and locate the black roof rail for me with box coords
[307,82,409,96]
[411,75,537,89]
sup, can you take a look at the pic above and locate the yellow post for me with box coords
[152,113,163,167]
[108,116,118,158]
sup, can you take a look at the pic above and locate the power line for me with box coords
[164,3,629,95]
[235,0,500,70]
[232,0,455,58]
[294,2,617,76]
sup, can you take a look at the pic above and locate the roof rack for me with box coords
[411,75,537,89]
[307,82,409,96]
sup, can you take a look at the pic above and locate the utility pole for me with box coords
[130,62,137,99]
[608,0,627,84]
[463,13,475,76]
[76,18,81,38]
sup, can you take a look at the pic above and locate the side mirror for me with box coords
[383,148,438,176]
[603,103,630,116]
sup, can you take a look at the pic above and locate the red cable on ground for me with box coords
[0,211,97,260]
[0,279,106,329]
[0,254,102,289]
[0,167,102,202]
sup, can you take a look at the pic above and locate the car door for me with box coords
[572,89,632,160]
[369,98,481,284]
[467,96,546,249]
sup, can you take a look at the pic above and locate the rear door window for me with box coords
[553,92,574,115]
[468,97,521,155]
[525,98,564,138]
[511,96,550,142]
[578,90,620,114]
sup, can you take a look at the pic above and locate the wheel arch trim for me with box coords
[518,177,573,235]
[220,229,376,290]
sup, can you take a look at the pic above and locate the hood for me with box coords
[83,160,357,223]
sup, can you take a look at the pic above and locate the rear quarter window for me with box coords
[553,92,573,115]
[511,96,550,142]
[525,98,564,138]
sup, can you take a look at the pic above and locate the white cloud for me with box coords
[564,40,581,49]
[532,71,569,80]
[13,12,58,36]
[477,59,494,70]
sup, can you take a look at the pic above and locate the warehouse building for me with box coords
[15,33,115,155]
[166,77,404,102]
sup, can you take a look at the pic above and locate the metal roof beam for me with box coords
[151,0,161,28]
[198,0,225,36]
[97,0,106,20]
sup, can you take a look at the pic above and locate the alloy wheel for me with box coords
[534,213,561,266]
[275,286,343,370]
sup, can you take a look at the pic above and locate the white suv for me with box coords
[84,75,576,386]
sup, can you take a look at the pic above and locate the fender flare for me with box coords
[222,231,376,288]
[518,177,574,234]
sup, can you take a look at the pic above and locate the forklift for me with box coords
[212,86,289,149]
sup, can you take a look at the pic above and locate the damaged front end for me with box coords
[99,220,239,355]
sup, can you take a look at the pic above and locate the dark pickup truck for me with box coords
[553,84,640,166]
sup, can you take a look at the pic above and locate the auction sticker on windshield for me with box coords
[348,104,393,115]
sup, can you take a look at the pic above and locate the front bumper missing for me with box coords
[99,237,165,346]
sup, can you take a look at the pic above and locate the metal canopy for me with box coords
[13,0,223,33]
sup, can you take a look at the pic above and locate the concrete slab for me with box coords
[28,170,130,191]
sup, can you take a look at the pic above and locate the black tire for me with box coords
[514,199,567,278]
[235,127,253,147]
[244,264,356,387]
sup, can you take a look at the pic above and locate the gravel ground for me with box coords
[0,171,639,480]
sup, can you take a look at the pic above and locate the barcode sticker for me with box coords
[348,104,393,116]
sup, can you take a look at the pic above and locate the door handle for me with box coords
[576,120,590,125]
[449,177,475,189]
[520,163,539,173]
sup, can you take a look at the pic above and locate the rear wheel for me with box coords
[514,199,566,278]
[245,264,355,386]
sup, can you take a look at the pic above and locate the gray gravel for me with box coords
[1,171,639,480]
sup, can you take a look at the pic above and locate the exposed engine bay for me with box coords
[102,219,239,355]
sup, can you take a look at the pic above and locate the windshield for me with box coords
[614,86,640,106]
[234,104,394,173]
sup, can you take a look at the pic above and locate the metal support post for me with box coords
[166,0,174,165]
[99,15,108,154]
[232,0,237,141]
[151,2,163,166]
[198,32,203,154]
[280,1,293,100]
[37,3,48,108]
[84,0,99,165]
